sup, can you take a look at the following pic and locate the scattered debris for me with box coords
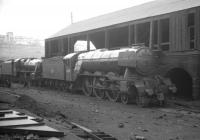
[157,114,167,119]
[56,111,67,119]
[142,129,148,132]
[135,135,146,140]
[118,123,124,128]
[128,116,132,119]
[129,134,146,140]
[193,124,198,128]
[175,114,183,118]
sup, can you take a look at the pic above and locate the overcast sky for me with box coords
[0,0,153,39]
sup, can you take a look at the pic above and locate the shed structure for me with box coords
[45,0,200,99]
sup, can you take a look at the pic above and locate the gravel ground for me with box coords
[1,85,200,140]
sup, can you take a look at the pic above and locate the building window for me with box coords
[136,22,150,47]
[50,40,59,56]
[152,20,158,49]
[63,38,68,55]
[188,13,195,49]
[45,41,51,57]
[160,18,170,51]
[130,24,135,45]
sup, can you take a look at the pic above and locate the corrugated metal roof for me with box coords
[50,0,200,39]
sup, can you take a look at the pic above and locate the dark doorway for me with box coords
[166,68,193,99]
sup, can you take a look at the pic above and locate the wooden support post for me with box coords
[105,30,109,49]
[87,34,90,51]
[134,24,137,44]
[67,36,70,53]
[128,25,132,47]
[45,41,47,57]
[149,21,153,48]
[61,37,64,55]
[195,8,200,50]
[49,41,52,57]
[158,20,161,49]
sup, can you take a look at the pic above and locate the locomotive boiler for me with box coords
[75,46,158,75]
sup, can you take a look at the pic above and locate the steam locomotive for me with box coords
[0,45,176,106]
[0,58,42,87]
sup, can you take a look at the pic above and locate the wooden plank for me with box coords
[0,116,28,121]
[0,126,64,137]
[70,122,92,133]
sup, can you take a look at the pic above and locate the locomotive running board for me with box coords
[69,121,117,140]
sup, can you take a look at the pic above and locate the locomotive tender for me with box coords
[0,46,176,106]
